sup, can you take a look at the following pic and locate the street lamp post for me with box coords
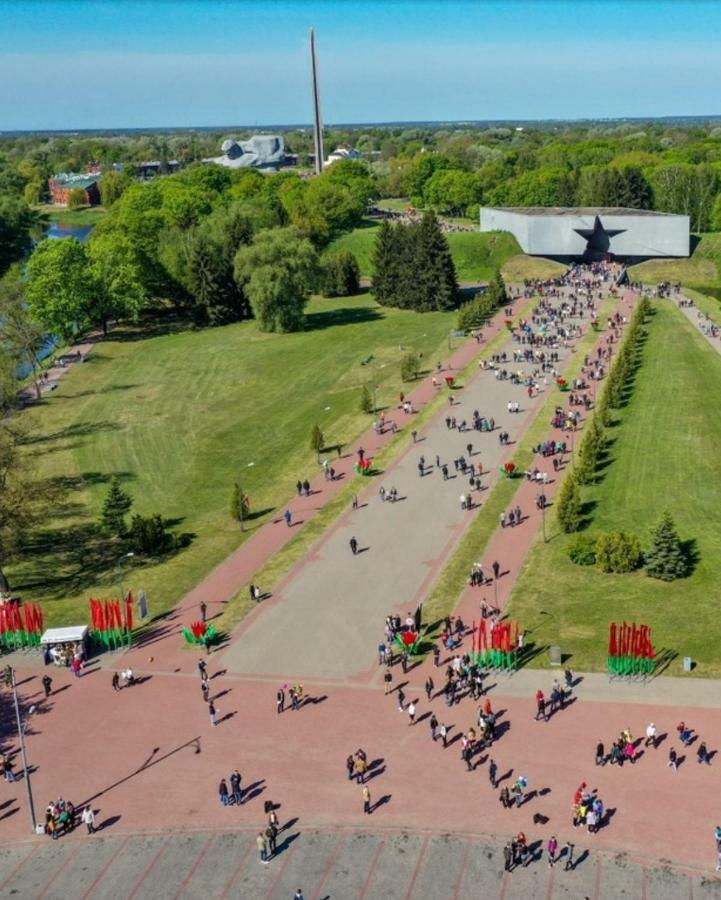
[10,668,37,833]
[117,552,134,603]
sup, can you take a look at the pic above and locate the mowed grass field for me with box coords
[508,300,721,676]
[11,293,455,626]
[327,221,559,283]
[628,233,721,298]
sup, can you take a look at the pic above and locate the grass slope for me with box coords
[327,222,530,283]
[628,233,721,298]
[508,301,721,676]
[36,205,108,227]
[11,294,454,626]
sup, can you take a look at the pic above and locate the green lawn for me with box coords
[327,221,526,283]
[36,205,108,227]
[508,300,721,676]
[628,233,721,298]
[11,293,455,626]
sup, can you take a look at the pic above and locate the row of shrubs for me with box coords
[555,297,690,582]
[557,298,651,532]
[567,511,689,581]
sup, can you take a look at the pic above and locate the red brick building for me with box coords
[48,173,101,207]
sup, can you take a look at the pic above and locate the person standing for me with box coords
[397,687,406,712]
[277,686,285,714]
[81,806,95,835]
[200,601,207,623]
[668,747,679,771]
[209,701,217,727]
[265,822,278,856]
[429,713,438,741]
[564,841,575,871]
[492,560,500,581]
[42,675,52,698]
[503,842,513,872]
[362,785,371,815]
[354,755,367,784]
[535,689,547,722]
[408,701,416,726]
[547,835,558,868]
[350,537,358,555]
[112,672,120,691]
[293,891,304,900]
[645,722,657,748]
[218,778,229,806]
[230,770,242,806]
[256,832,269,864]
[595,741,605,766]
[440,723,448,748]
[201,681,210,703]
[346,755,355,781]
[284,509,292,527]
[488,758,497,788]
[384,669,392,695]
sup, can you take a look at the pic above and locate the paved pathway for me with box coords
[0,828,717,899]
[220,292,599,680]
[116,297,532,675]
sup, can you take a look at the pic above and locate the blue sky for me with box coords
[1,0,720,130]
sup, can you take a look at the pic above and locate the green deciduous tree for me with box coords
[86,232,147,333]
[0,196,35,278]
[0,267,46,400]
[645,512,689,581]
[234,228,318,333]
[321,249,360,297]
[24,237,97,341]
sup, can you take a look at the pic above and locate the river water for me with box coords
[15,221,95,378]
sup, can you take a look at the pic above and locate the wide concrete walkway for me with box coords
[0,829,716,900]
[222,291,594,680]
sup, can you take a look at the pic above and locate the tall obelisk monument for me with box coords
[309,27,324,174]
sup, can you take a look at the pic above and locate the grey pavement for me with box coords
[0,829,717,899]
[222,291,591,680]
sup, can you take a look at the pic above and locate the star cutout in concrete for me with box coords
[574,215,625,254]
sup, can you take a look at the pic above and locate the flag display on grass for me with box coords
[393,630,421,655]
[89,596,134,649]
[354,457,373,476]
[0,602,43,648]
[182,621,217,647]
[471,618,520,670]
[607,621,655,676]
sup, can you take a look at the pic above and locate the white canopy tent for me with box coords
[40,626,88,646]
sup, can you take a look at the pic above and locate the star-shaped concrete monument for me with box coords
[574,215,626,254]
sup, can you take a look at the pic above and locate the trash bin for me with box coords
[549,645,562,666]
[683,656,693,672]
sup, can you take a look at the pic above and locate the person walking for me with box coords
[42,675,52,698]
[219,778,229,806]
[277,686,285,714]
[408,701,416,726]
[397,687,406,712]
[429,713,438,741]
[425,676,434,701]
[668,747,679,771]
[200,601,207,623]
[346,755,355,781]
[350,536,358,555]
[440,723,448,748]
[112,671,120,691]
[81,806,95,835]
[354,755,367,784]
[230,770,242,806]
[293,891,304,900]
[564,841,575,871]
[488,758,498,788]
[492,560,500,581]
[283,509,292,527]
[201,681,210,703]
[256,832,269,864]
[698,741,711,765]
[209,701,217,727]
[2,755,15,784]
[535,689,547,722]
[362,785,371,815]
